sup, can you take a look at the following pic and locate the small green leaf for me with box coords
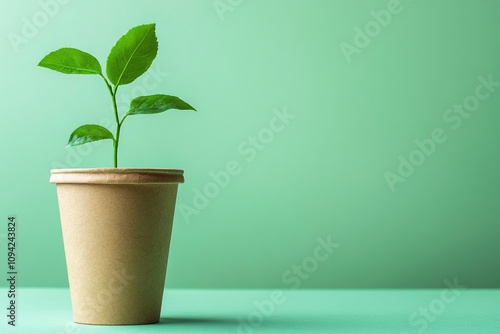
[38,48,102,75]
[67,124,115,147]
[127,94,196,116]
[106,24,158,87]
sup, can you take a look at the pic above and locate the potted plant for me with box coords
[39,23,196,325]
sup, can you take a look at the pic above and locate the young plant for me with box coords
[38,23,195,167]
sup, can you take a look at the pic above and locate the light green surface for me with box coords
[1,0,500,289]
[1,288,500,333]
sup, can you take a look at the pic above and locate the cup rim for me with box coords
[50,168,185,184]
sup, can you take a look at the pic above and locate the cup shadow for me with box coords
[159,313,416,331]
[159,317,238,326]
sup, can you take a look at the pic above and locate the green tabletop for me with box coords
[1,288,499,333]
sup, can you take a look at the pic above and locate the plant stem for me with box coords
[111,86,120,168]
[114,122,120,168]
[100,75,122,168]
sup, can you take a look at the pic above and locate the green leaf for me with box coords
[67,124,115,147]
[106,24,158,87]
[127,94,196,116]
[38,48,102,75]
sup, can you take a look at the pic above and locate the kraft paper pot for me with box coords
[50,168,184,325]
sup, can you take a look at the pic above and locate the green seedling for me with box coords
[38,23,195,167]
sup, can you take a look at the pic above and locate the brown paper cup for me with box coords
[50,168,184,325]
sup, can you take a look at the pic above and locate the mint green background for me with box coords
[0,0,499,288]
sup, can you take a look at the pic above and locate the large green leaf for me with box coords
[38,48,102,75]
[106,24,158,87]
[127,94,196,116]
[67,124,115,147]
